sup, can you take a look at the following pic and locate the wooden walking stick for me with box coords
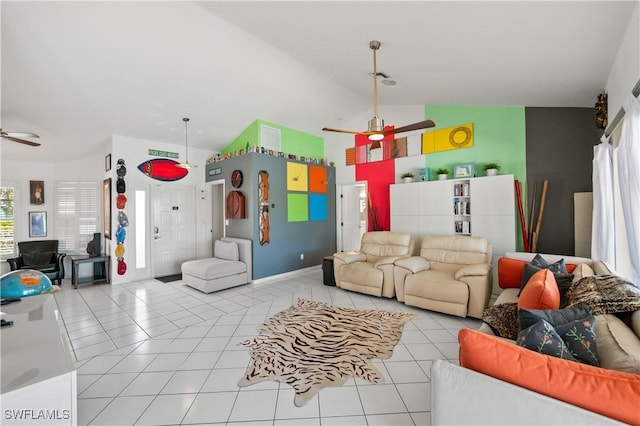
[532,179,549,252]
[528,182,537,250]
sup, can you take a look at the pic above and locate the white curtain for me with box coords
[617,95,640,285]
[592,140,615,266]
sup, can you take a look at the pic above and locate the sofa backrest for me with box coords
[420,235,492,271]
[221,237,252,280]
[498,252,595,289]
[18,240,58,255]
[360,231,414,262]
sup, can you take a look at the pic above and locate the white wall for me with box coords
[606,3,639,120]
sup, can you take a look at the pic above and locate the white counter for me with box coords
[1,294,77,425]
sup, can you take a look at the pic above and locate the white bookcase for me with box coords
[390,174,516,275]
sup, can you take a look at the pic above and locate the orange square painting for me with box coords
[309,166,327,193]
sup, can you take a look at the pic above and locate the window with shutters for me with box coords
[0,185,16,257]
[55,181,99,254]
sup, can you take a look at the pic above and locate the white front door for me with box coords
[338,183,367,252]
[152,184,196,277]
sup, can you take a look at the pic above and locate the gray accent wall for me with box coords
[206,153,336,279]
[525,107,601,255]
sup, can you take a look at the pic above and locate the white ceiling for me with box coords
[1,1,636,163]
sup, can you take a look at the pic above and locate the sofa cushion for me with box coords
[516,319,577,362]
[518,306,591,331]
[481,303,519,340]
[498,256,580,289]
[595,313,640,374]
[518,269,560,310]
[215,240,239,261]
[553,316,600,366]
[458,328,640,425]
[22,251,54,266]
[565,275,640,315]
[572,263,595,284]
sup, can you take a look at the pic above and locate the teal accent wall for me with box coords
[424,105,526,182]
[224,119,325,159]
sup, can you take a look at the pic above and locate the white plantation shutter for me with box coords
[55,181,99,253]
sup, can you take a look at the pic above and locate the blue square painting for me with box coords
[309,194,327,221]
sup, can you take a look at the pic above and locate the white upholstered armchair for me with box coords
[394,235,492,318]
[333,231,415,298]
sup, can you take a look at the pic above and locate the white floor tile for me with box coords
[404,343,445,360]
[181,391,238,424]
[77,374,103,395]
[77,355,125,375]
[76,397,112,426]
[143,353,189,372]
[396,382,431,412]
[80,372,138,398]
[135,393,196,425]
[89,395,154,425]
[160,338,201,353]
[177,351,221,370]
[215,349,250,368]
[274,418,320,425]
[318,385,364,417]
[275,387,319,419]
[384,361,429,383]
[357,384,406,415]
[120,371,174,396]
[160,370,208,394]
[194,336,230,352]
[201,368,246,392]
[410,411,431,426]
[228,389,278,422]
[320,415,368,425]
[366,412,415,425]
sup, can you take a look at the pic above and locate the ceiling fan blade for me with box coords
[383,120,436,135]
[2,135,42,147]
[321,127,365,135]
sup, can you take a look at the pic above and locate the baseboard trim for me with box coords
[252,265,321,284]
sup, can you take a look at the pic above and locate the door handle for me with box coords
[154,227,159,234]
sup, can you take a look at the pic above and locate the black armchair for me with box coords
[7,240,66,285]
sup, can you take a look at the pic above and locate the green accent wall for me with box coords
[223,120,260,155]
[424,105,526,182]
[224,119,325,159]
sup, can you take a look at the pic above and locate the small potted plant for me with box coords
[435,168,449,180]
[484,163,500,176]
[401,172,415,183]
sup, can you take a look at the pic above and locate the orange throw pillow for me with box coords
[459,329,640,425]
[518,269,560,310]
[497,257,528,289]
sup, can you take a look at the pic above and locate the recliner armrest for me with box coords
[333,252,367,265]
[455,263,492,279]
[374,255,407,268]
[394,256,430,273]
[6,257,23,271]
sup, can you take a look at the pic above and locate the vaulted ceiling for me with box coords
[1,1,636,163]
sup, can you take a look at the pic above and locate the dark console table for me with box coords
[70,255,111,289]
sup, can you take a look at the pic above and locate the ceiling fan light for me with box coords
[368,117,384,133]
[368,133,384,141]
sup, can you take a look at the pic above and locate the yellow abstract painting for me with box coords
[287,162,308,191]
[422,123,474,154]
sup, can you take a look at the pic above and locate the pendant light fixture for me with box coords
[177,117,197,169]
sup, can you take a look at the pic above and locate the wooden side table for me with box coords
[70,255,111,289]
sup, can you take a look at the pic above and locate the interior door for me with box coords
[152,184,196,277]
[339,183,366,252]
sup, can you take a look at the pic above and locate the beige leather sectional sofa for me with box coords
[333,232,493,318]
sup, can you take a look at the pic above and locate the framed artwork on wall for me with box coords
[103,178,112,239]
[105,154,112,172]
[29,180,44,205]
[29,211,47,237]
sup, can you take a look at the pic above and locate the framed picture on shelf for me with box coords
[454,163,475,178]
[29,211,47,237]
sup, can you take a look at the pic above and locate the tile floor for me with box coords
[53,268,480,425]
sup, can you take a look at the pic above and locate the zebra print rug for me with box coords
[237,299,416,406]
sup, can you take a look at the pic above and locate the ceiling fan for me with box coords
[0,129,41,147]
[322,40,436,148]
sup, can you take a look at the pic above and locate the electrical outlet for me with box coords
[300,253,304,260]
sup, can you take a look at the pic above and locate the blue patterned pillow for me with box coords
[517,319,576,361]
